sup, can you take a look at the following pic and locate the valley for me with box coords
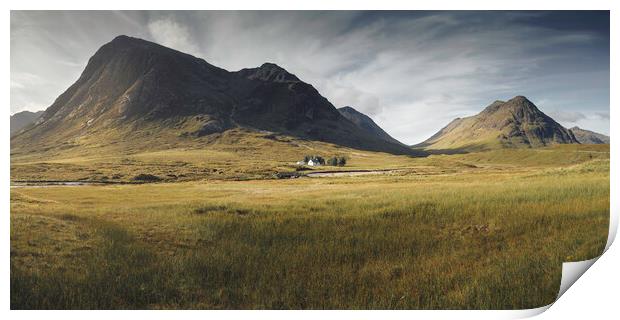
[10,143,610,309]
[9,34,610,310]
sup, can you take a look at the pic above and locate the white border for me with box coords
[3,1,617,319]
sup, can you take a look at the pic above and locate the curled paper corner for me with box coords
[508,305,551,319]
[604,207,618,252]
[540,210,618,314]
[557,257,599,299]
[517,212,617,318]
[512,258,602,319]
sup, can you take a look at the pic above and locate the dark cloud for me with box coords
[10,11,610,143]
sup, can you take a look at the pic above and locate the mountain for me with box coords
[416,96,579,152]
[338,106,404,145]
[569,127,610,144]
[10,110,43,135]
[10,35,417,156]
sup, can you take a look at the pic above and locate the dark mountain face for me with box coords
[10,110,43,135]
[229,63,344,135]
[416,96,579,151]
[12,35,416,156]
[338,106,404,145]
[570,127,610,144]
[31,35,233,137]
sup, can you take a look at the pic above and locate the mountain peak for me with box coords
[238,62,300,82]
[417,97,578,151]
[510,95,529,102]
[482,96,539,116]
[337,106,404,146]
[95,35,203,62]
[506,95,536,107]
[10,110,44,135]
[570,126,610,144]
[12,36,416,156]
[111,34,133,42]
[259,62,284,70]
[103,35,161,51]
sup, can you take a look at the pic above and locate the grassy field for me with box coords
[10,128,610,182]
[11,128,425,182]
[10,144,610,309]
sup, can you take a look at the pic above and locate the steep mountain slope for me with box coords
[338,106,404,145]
[11,35,417,156]
[416,96,579,152]
[10,110,43,135]
[569,127,610,144]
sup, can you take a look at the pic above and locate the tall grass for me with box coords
[10,159,609,309]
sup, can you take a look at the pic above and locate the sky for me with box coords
[10,11,610,144]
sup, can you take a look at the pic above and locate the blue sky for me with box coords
[10,11,609,144]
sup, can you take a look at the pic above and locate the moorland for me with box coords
[10,35,610,310]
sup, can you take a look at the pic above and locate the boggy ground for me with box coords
[10,144,610,309]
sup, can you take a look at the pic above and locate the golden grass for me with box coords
[10,146,609,309]
[11,129,427,182]
[11,127,609,184]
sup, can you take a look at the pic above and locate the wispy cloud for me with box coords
[55,59,85,68]
[595,112,610,120]
[545,109,610,135]
[147,17,199,56]
[10,11,610,141]
[547,110,588,123]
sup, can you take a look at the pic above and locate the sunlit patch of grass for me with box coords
[10,148,609,309]
[11,128,429,182]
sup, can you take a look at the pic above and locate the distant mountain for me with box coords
[416,96,579,152]
[10,110,43,135]
[11,35,418,156]
[570,127,609,144]
[338,106,404,145]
